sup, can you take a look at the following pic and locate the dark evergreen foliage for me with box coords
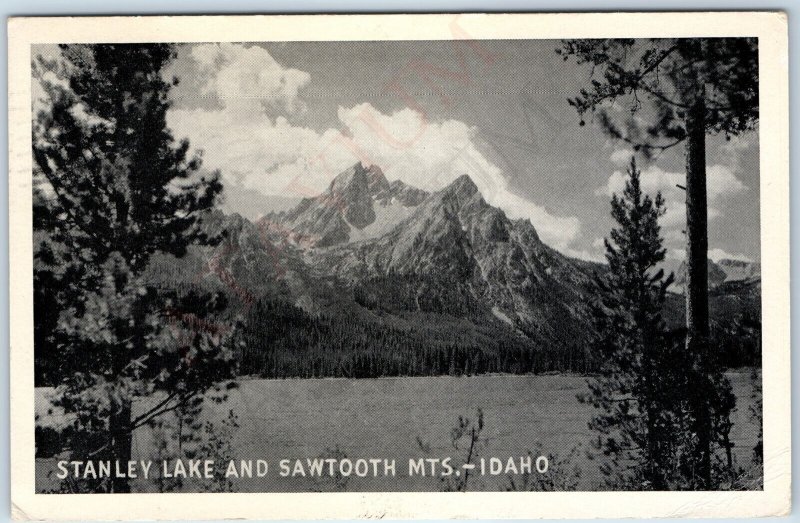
[585,160,738,490]
[557,38,758,154]
[238,297,592,379]
[559,37,759,489]
[584,159,683,489]
[32,44,237,492]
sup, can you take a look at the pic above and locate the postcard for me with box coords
[7,12,790,519]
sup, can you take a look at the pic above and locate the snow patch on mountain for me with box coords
[347,198,419,243]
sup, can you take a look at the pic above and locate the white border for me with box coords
[7,12,790,520]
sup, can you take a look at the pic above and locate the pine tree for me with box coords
[584,158,685,489]
[559,39,758,487]
[33,44,237,492]
[586,159,738,490]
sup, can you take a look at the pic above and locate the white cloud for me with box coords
[335,103,581,247]
[563,246,605,263]
[609,148,635,167]
[486,185,580,249]
[168,45,581,249]
[706,164,748,195]
[597,163,748,228]
[189,43,311,115]
[557,238,607,263]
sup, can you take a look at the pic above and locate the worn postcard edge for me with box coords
[7,12,790,520]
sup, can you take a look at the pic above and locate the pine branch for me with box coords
[131,391,199,431]
[33,147,110,253]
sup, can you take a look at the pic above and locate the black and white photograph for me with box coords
[7,11,790,520]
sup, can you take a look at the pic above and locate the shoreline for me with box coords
[35,367,759,392]
[232,366,757,383]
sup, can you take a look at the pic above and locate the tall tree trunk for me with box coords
[684,97,711,489]
[109,267,135,493]
[646,404,666,490]
[110,400,133,493]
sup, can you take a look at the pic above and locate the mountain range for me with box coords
[674,258,761,290]
[149,162,761,377]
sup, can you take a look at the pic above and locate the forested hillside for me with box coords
[35,163,761,384]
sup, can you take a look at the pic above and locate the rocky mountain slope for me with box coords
[715,259,761,283]
[264,163,428,247]
[150,161,759,376]
[308,172,597,345]
[674,258,761,291]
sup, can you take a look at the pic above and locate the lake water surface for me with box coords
[36,372,760,492]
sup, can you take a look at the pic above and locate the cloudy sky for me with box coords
[39,40,761,263]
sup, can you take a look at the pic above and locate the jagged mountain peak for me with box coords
[328,162,389,195]
[307,168,596,341]
[443,174,479,197]
[420,174,484,218]
[269,163,429,247]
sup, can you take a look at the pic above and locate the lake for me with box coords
[35,371,760,492]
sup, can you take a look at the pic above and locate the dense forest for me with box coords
[35,276,760,385]
[237,293,759,380]
[237,297,594,379]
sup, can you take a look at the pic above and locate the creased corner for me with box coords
[11,500,35,522]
